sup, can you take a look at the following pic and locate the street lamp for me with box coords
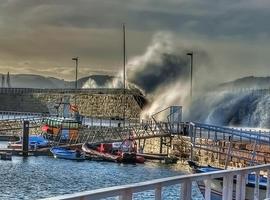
[187,52,193,102]
[72,57,79,89]
[122,23,126,128]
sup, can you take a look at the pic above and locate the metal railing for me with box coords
[41,164,270,200]
[192,122,270,144]
[0,88,142,95]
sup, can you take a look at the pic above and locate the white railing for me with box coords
[41,164,270,200]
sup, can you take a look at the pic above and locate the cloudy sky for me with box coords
[0,0,270,82]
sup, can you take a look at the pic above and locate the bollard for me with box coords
[22,121,29,157]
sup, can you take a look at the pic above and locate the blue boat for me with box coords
[8,135,49,149]
[188,160,267,199]
[50,147,85,161]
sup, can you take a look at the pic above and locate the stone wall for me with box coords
[0,89,146,119]
[35,92,143,119]
[0,94,48,113]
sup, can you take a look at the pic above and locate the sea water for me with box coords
[0,155,204,200]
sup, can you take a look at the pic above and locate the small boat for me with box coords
[187,160,222,173]
[82,139,145,164]
[187,160,267,200]
[0,152,12,160]
[50,147,85,161]
[8,135,49,149]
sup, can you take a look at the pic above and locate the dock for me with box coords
[0,148,50,156]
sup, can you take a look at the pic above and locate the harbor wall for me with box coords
[0,89,146,119]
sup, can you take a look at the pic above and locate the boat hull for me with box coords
[50,147,85,161]
[187,161,267,200]
[197,178,266,200]
[8,135,49,149]
[82,143,145,164]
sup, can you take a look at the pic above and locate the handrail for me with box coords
[0,88,143,96]
[192,122,270,144]
[40,164,270,200]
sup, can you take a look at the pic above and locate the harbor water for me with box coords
[0,148,204,200]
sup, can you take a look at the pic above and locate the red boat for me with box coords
[82,139,145,164]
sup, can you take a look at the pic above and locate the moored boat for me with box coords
[50,147,85,161]
[187,160,267,200]
[42,117,81,142]
[82,139,145,164]
[8,135,49,149]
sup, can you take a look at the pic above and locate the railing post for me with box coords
[120,188,132,200]
[181,179,192,200]
[236,172,246,200]
[267,169,270,198]
[254,172,260,200]
[204,179,211,200]
[222,174,233,200]
[155,183,162,200]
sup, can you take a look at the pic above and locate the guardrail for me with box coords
[41,164,270,200]
[0,111,48,121]
[192,122,270,143]
[0,88,142,95]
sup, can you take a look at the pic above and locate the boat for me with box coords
[0,152,12,160]
[82,139,145,164]
[187,160,267,200]
[41,98,83,143]
[187,160,223,173]
[50,147,85,161]
[42,117,81,142]
[7,135,49,149]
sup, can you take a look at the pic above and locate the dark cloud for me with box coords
[0,0,270,81]
[1,0,270,38]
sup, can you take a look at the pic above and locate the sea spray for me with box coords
[188,90,270,128]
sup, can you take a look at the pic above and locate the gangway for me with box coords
[188,122,270,166]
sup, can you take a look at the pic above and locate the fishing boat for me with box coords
[187,161,267,200]
[42,117,81,142]
[82,139,145,164]
[7,135,49,149]
[50,147,85,161]
[41,97,83,143]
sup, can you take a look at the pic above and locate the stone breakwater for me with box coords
[0,88,147,119]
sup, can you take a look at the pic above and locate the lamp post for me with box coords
[122,23,126,128]
[72,57,79,89]
[187,52,193,102]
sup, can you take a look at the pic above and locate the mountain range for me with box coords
[0,74,114,89]
[1,74,270,91]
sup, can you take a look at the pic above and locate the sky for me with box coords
[0,0,270,83]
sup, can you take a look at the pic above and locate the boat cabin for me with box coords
[42,117,80,140]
